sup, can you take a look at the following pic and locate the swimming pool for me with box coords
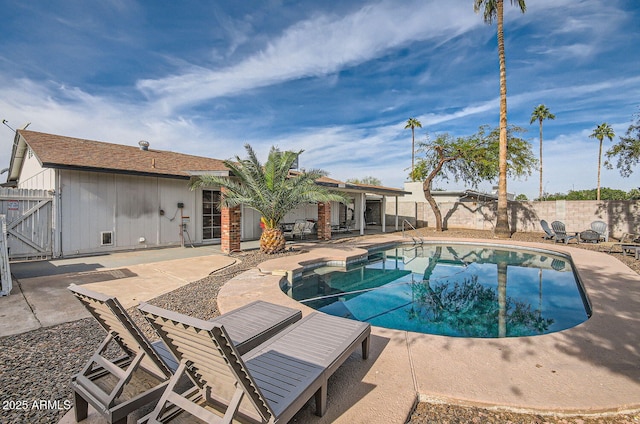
[283,243,591,338]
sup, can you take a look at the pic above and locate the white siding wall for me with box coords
[272,201,345,231]
[160,179,197,244]
[283,203,318,223]
[17,149,55,190]
[330,201,341,225]
[239,202,344,241]
[241,205,262,241]
[60,170,195,255]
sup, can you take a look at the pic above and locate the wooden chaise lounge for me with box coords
[67,284,301,424]
[598,232,640,255]
[138,302,371,423]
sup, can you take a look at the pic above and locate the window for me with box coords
[202,190,221,240]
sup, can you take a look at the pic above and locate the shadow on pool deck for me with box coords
[217,235,640,423]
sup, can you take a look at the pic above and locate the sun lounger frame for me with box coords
[138,303,371,424]
[598,232,640,254]
[68,284,301,424]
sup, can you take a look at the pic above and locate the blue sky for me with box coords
[1,0,639,199]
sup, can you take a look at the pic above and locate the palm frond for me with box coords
[190,144,349,227]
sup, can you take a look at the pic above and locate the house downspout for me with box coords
[55,169,62,258]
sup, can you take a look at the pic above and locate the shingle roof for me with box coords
[12,130,407,197]
[18,130,229,179]
[313,174,409,196]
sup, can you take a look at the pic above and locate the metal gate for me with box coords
[0,188,55,260]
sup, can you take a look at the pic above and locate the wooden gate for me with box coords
[0,188,55,260]
[0,215,11,295]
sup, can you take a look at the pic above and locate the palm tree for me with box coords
[589,123,615,201]
[474,0,526,238]
[190,144,347,253]
[530,104,555,200]
[405,118,422,180]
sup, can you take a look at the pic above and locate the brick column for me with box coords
[221,193,241,253]
[317,202,332,240]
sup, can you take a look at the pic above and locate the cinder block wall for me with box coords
[386,199,640,239]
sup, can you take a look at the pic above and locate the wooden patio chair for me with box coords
[590,220,609,242]
[334,219,354,233]
[550,221,578,244]
[540,220,555,240]
[302,220,316,237]
[283,219,307,239]
[68,284,301,424]
[138,302,371,424]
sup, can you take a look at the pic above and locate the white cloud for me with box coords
[416,100,499,127]
[136,0,480,111]
[0,76,226,165]
[531,43,596,60]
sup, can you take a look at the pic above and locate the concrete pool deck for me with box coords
[217,235,640,423]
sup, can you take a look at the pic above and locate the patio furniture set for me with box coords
[540,219,640,259]
[67,284,370,424]
[282,219,355,239]
[281,219,316,239]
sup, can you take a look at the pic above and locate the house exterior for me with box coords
[6,130,407,257]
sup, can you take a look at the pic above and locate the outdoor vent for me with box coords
[138,140,150,151]
[101,231,113,246]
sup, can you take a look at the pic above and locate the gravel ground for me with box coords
[0,250,298,424]
[1,230,638,424]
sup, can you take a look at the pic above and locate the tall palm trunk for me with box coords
[589,123,614,202]
[597,139,603,201]
[411,127,416,176]
[538,120,544,200]
[495,0,511,238]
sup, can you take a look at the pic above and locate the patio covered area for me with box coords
[313,177,411,239]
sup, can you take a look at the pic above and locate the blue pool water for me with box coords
[283,243,591,338]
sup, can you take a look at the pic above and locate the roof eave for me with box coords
[7,133,28,183]
[41,163,192,180]
[185,170,231,177]
[316,181,409,197]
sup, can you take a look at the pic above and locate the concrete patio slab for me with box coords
[0,280,41,335]
[82,254,236,308]
[0,246,236,337]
